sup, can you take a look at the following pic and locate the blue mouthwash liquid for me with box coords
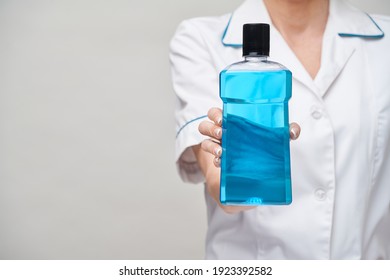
[220,70,292,205]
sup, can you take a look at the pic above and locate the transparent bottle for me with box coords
[219,23,292,205]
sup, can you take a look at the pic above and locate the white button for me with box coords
[315,188,327,201]
[311,106,323,119]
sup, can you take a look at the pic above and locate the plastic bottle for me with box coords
[219,23,292,205]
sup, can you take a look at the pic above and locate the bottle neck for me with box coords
[244,55,268,62]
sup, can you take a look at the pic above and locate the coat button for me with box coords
[311,106,323,119]
[315,188,327,201]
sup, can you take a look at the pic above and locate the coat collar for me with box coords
[222,0,271,46]
[222,0,384,47]
[332,0,384,38]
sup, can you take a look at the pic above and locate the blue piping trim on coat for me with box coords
[338,14,384,38]
[176,115,208,138]
[222,13,384,42]
[221,14,242,47]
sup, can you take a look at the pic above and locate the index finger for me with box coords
[207,107,222,126]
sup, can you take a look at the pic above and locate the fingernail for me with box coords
[214,157,220,166]
[291,128,297,140]
[215,128,222,138]
[217,118,222,126]
[214,147,222,157]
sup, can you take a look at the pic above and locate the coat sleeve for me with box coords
[169,19,221,183]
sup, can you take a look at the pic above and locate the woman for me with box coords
[170,0,390,259]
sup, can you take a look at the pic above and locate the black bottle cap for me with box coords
[243,23,270,56]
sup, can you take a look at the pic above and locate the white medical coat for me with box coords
[170,0,390,259]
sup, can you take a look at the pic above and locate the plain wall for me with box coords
[0,0,389,260]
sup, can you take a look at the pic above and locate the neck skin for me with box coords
[263,0,330,79]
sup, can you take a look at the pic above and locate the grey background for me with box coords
[0,0,389,260]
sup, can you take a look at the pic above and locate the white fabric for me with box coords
[169,0,390,259]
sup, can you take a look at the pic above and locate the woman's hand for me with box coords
[199,107,301,167]
[193,107,301,214]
